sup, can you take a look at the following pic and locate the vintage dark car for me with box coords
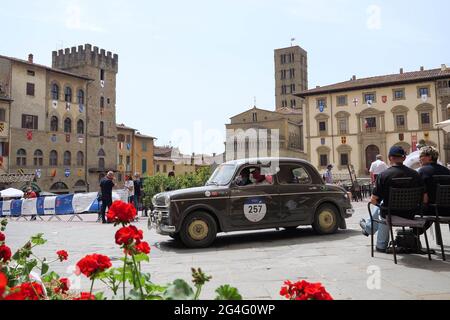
[149,158,354,248]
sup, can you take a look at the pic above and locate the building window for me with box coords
[290,100,296,108]
[49,150,58,166]
[22,114,38,130]
[420,112,431,129]
[27,70,35,76]
[100,122,105,137]
[319,121,327,133]
[64,87,72,102]
[252,113,258,122]
[142,142,148,152]
[290,84,296,93]
[33,150,43,167]
[126,135,131,143]
[363,92,376,104]
[395,115,406,131]
[64,118,72,133]
[340,153,349,166]
[281,85,287,95]
[50,116,58,132]
[77,120,84,135]
[16,149,27,166]
[337,95,348,106]
[338,119,348,135]
[290,69,295,79]
[100,97,105,108]
[281,70,286,80]
[0,109,6,122]
[320,154,328,168]
[418,87,430,98]
[142,159,148,174]
[99,158,105,170]
[77,90,85,104]
[51,84,59,100]
[365,117,377,133]
[100,69,105,81]
[26,83,35,96]
[393,89,405,100]
[163,165,167,173]
[118,134,125,142]
[119,155,123,165]
[77,151,84,166]
[156,164,160,172]
[64,151,71,166]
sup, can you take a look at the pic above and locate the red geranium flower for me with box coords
[115,226,143,246]
[0,232,5,242]
[76,254,112,278]
[106,201,136,224]
[280,280,333,301]
[0,244,12,262]
[57,250,69,262]
[72,292,96,300]
[0,272,7,296]
[54,278,70,294]
[5,282,45,300]
[135,241,151,255]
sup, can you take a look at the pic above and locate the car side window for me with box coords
[278,165,312,185]
[235,166,275,187]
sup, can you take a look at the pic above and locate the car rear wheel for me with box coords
[180,212,217,248]
[312,204,339,235]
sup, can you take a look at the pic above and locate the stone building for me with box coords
[297,65,450,175]
[134,132,155,177]
[153,146,214,176]
[274,45,308,111]
[0,53,90,193]
[52,44,118,192]
[225,106,306,161]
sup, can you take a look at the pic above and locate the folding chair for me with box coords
[368,178,431,264]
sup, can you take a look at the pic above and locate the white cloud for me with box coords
[366,4,382,30]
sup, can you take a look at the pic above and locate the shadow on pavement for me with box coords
[155,227,362,253]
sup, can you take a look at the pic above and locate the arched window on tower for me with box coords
[64,87,72,102]
[50,116,58,132]
[64,118,72,133]
[77,90,85,105]
[51,84,59,100]
[34,149,43,167]
[64,151,71,166]
[16,149,27,166]
[100,121,105,137]
[77,119,84,135]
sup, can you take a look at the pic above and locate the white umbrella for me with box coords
[0,188,25,198]
[436,120,450,133]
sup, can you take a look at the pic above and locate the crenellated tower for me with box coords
[53,44,118,191]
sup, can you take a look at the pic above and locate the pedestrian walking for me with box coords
[99,171,115,224]
[133,173,143,217]
[124,175,134,205]
[369,155,389,185]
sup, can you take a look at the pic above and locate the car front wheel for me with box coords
[180,212,217,248]
[312,204,339,235]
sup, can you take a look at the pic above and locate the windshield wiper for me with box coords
[206,181,219,186]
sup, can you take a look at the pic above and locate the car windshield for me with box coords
[206,164,236,186]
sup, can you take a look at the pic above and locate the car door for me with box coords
[277,163,316,223]
[229,165,280,228]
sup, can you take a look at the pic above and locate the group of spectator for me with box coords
[98,171,143,224]
[360,145,450,253]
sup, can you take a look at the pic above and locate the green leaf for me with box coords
[128,289,141,300]
[163,279,195,300]
[133,253,150,263]
[94,292,105,301]
[42,272,59,283]
[24,260,38,275]
[31,234,47,246]
[41,262,49,275]
[215,285,243,301]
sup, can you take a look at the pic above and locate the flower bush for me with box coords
[0,201,243,300]
[280,280,333,300]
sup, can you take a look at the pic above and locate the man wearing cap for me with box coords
[360,146,424,253]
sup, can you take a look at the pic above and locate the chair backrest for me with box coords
[388,178,423,211]
[436,184,450,207]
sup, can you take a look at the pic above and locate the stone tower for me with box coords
[52,44,118,191]
[274,45,308,111]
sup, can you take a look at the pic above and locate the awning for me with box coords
[0,174,36,184]
[436,120,450,133]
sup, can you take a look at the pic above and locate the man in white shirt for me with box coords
[369,155,389,184]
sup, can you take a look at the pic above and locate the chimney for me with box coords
[400,68,404,74]
[441,64,448,71]
[28,54,34,64]
[352,75,356,81]
[420,66,424,71]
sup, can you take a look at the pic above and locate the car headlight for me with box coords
[164,194,171,207]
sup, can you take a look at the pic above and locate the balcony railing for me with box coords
[365,127,377,134]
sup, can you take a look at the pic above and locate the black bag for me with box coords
[394,229,422,253]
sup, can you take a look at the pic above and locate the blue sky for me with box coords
[2,0,449,154]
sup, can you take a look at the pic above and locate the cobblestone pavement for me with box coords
[3,200,450,300]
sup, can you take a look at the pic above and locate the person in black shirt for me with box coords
[99,171,115,224]
[133,173,143,215]
[418,146,450,217]
[360,146,424,252]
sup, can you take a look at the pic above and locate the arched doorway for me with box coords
[366,145,380,173]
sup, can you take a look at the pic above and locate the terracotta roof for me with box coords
[0,54,93,81]
[135,132,156,140]
[116,124,136,131]
[297,67,450,97]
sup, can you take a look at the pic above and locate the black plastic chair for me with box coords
[368,178,431,264]
[428,181,450,261]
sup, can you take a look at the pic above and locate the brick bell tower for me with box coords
[52,44,118,191]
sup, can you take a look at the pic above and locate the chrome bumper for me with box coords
[148,209,176,235]
[345,208,355,217]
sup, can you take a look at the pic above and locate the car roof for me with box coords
[224,158,312,167]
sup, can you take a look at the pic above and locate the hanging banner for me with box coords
[26,130,33,141]
[65,168,71,177]
[51,135,57,143]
